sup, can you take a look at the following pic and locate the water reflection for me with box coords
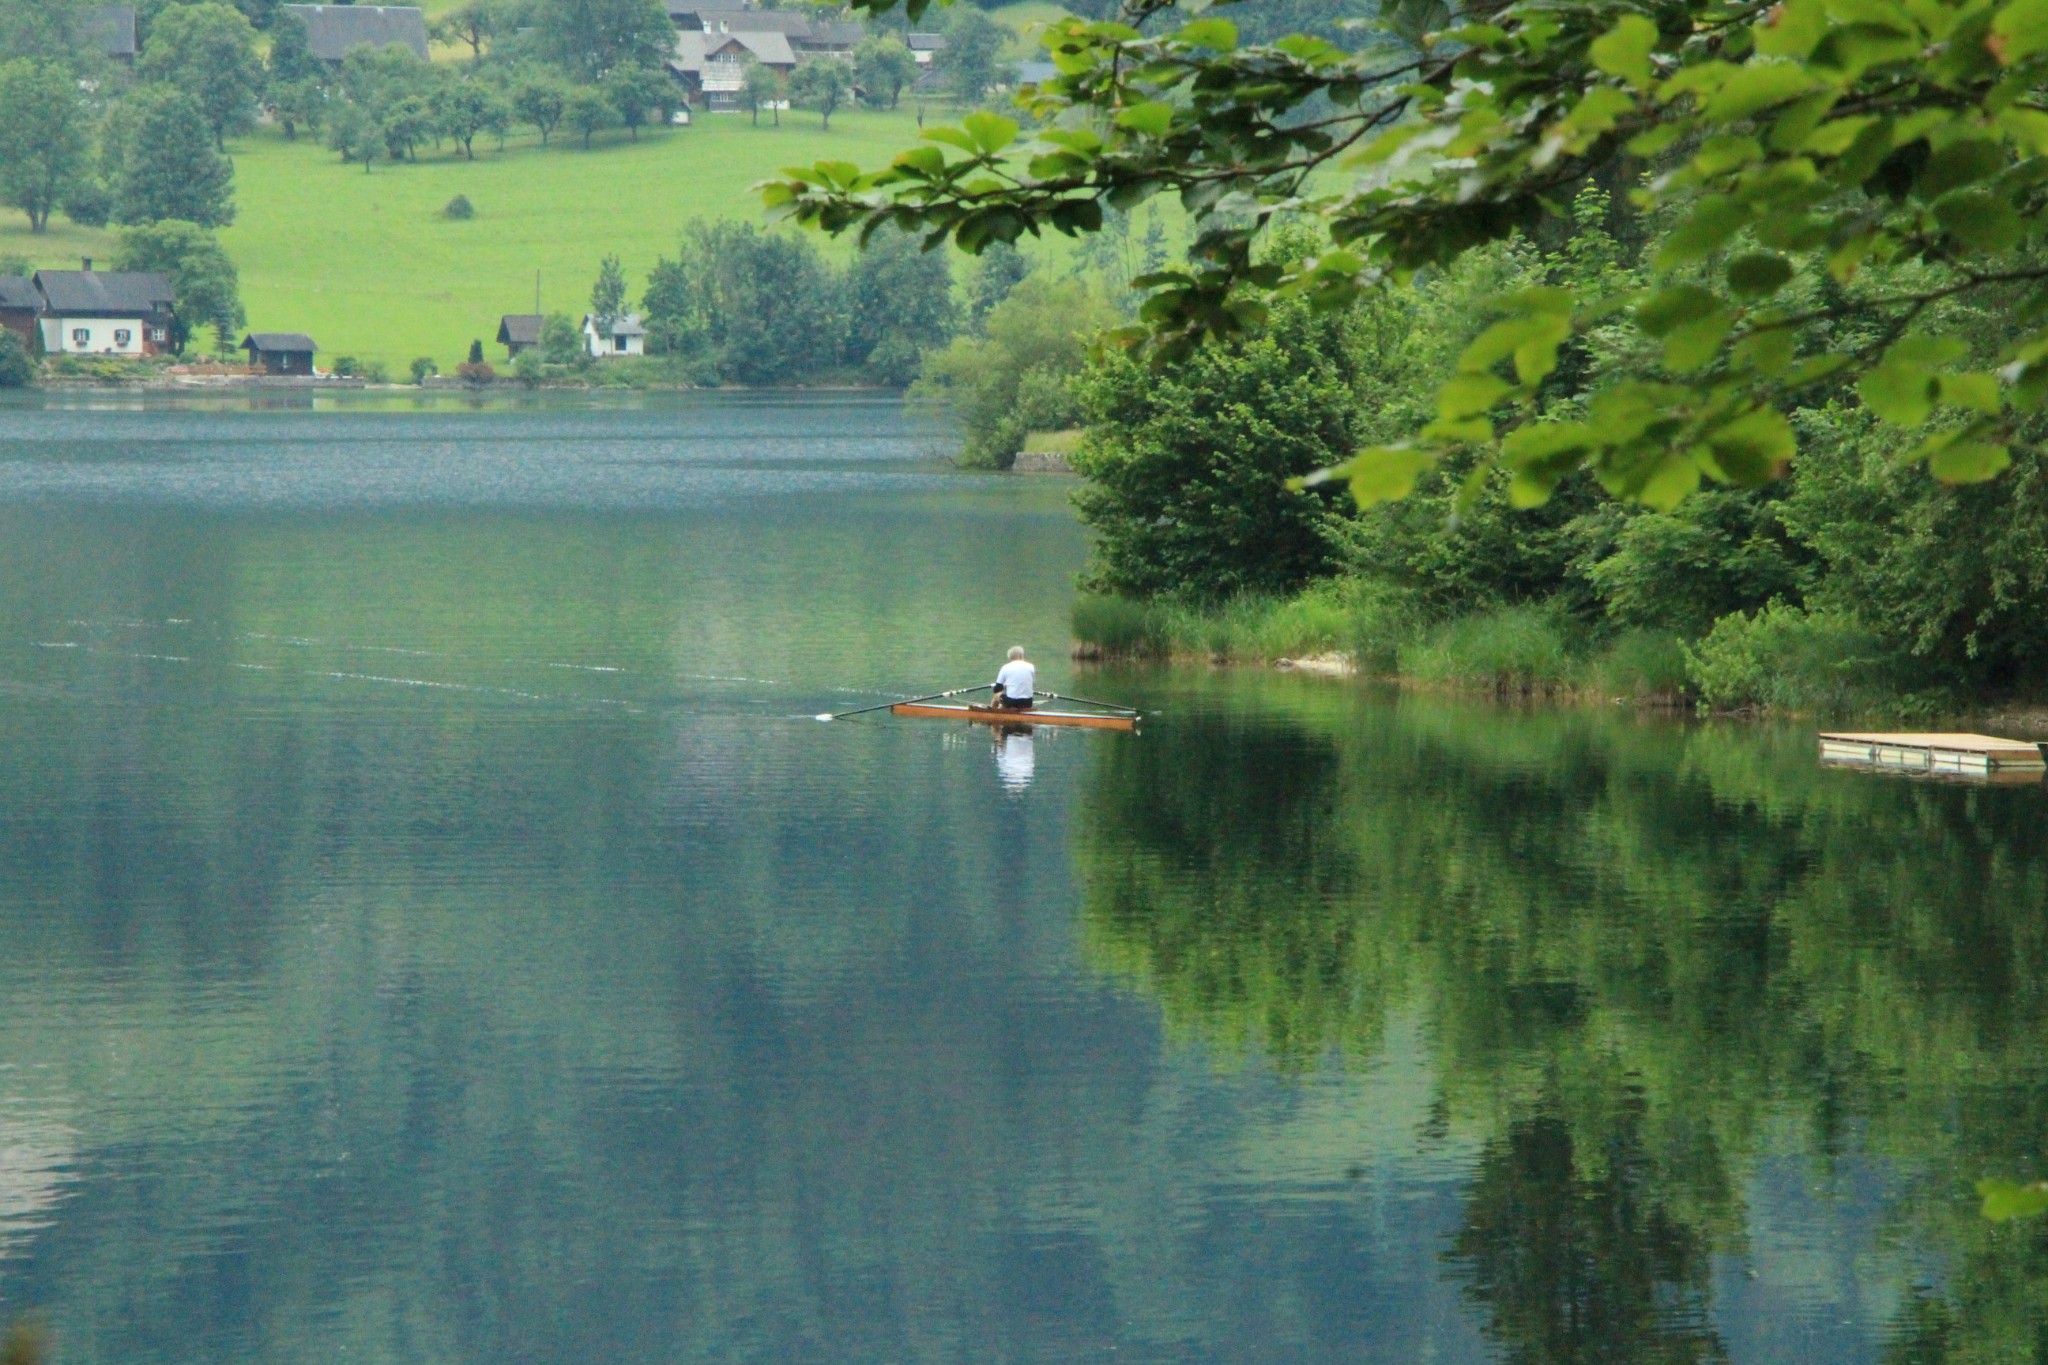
[1074,673,2048,1362]
[995,730,1035,792]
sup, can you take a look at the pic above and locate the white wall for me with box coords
[41,316,151,356]
[582,320,645,358]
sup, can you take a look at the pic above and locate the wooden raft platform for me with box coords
[1818,732,2047,776]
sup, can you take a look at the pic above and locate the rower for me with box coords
[992,646,1034,712]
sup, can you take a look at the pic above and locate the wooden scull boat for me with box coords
[890,702,1138,732]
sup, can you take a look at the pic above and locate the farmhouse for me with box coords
[242,333,318,376]
[0,278,40,348]
[583,314,646,358]
[497,314,543,358]
[669,29,796,108]
[32,263,175,357]
[908,32,945,64]
[278,4,430,62]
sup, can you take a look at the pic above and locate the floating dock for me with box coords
[1818,732,2046,779]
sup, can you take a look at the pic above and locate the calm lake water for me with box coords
[0,392,2044,1364]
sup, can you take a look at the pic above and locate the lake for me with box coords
[0,392,2043,1364]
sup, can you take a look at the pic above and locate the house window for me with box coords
[149,327,166,343]
[71,328,89,347]
[114,329,132,347]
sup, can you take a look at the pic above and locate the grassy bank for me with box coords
[1071,586,1897,711]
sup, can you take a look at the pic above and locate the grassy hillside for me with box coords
[1,110,959,371]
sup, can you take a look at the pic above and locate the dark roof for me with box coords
[0,278,39,312]
[243,332,317,354]
[686,8,817,34]
[278,4,430,61]
[84,5,137,58]
[32,270,174,315]
[794,20,865,48]
[498,314,542,345]
[584,313,647,337]
[907,31,945,49]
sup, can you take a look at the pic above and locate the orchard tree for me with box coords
[853,34,917,108]
[434,79,510,158]
[787,58,852,130]
[114,219,245,354]
[511,70,569,144]
[0,59,89,232]
[431,0,502,63]
[565,86,618,148]
[325,101,382,170]
[604,62,675,140]
[771,0,2048,512]
[140,1,262,149]
[114,86,237,226]
[265,78,324,141]
[266,9,320,84]
[743,59,784,126]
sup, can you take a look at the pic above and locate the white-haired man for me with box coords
[992,646,1035,712]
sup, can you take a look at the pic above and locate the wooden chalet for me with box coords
[242,333,318,375]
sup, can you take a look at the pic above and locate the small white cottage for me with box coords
[33,263,175,356]
[582,313,647,358]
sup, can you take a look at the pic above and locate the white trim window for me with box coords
[114,328,132,347]
[71,328,89,348]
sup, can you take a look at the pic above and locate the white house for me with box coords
[582,313,647,358]
[32,263,175,357]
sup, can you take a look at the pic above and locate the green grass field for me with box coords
[1,110,973,370]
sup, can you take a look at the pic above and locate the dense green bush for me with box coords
[1072,293,1361,600]
[1399,606,1578,695]
[0,331,32,388]
[1683,603,1897,712]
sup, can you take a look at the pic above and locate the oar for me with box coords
[1035,690,1139,714]
[815,684,991,722]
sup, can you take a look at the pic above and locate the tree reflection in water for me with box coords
[1074,676,2048,1362]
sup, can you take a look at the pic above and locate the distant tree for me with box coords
[535,0,671,81]
[640,220,848,383]
[540,313,584,365]
[939,6,1005,104]
[510,70,569,144]
[430,0,501,63]
[0,60,89,233]
[324,100,381,171]
[741,59,783,127]
[379,94,434,161]
[0,0,89,63]
[786,59,850,131]
[603,63,672,140]
[339,43,431,110]
[564,86,617,148]
[965,241,1027,329]
[590,255,627,334]
[467,338,485,365]
[140,2,262,149]
[410,356,438,383]
[265,9,320,84]
[0,332,33,389]
[433,79,509,159]
[265,77,325,140]
[846,228,956,385]
[61,179,113,229]
[852,35,914,109]
[114,87,237,226]
[114,219,245,355]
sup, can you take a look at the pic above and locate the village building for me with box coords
[908,32,945,65]
[85,6,137,62]
[241,333,318,376]
[582,314,647,358]
[278,4,430,63]
[32,263,175,357]
[669,29,796,108]
[497,315,543,358]
[0,279,40,349]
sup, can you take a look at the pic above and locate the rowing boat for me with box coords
[890,702,1138,732]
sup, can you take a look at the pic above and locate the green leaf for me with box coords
[1701,406,1796,483]
[1655,200,1751,270]
[961,112,1020,153]
[1727,252,1795,297]
[1438,372,1513,419]
[1940,370,2002,413]
[1343,447,1436,505]
[1861,363,1939,424]
[1977,1178,2048,1221]
[1636,284,1724,337]
[1702,63,1821,121]
[1590,14,1658,86]
[1918,138,2007,198]
[1992,0,2048,64]
[1930,439,2012,481]
[1756,0,1831,57]
[1664,309,1735,372]
[1636,453,1703,510]
[1174,16,1238,48]
[1934,189,2023,251]
[1113,101,1174,137]
[1734,327,1796,375]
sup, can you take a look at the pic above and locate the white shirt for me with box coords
[994,659,1035,701]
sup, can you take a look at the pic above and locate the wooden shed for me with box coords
[242,332,318,376]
